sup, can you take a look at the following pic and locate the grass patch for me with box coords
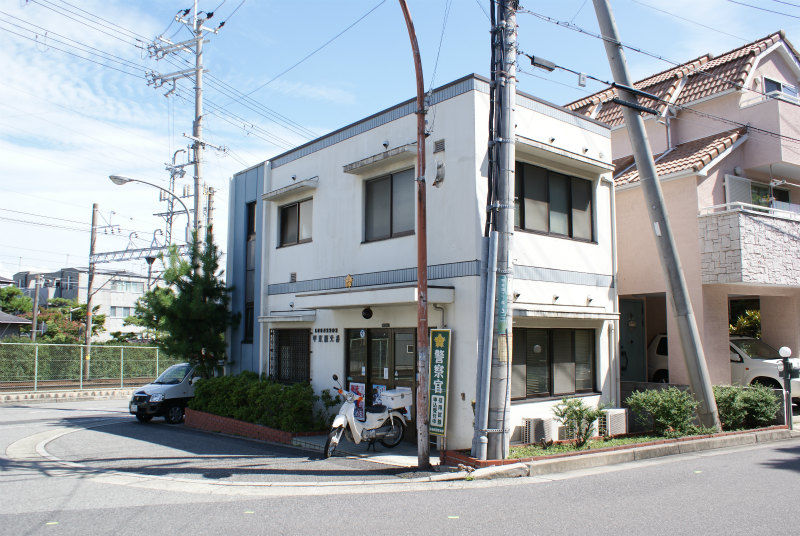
[509,435,666,459]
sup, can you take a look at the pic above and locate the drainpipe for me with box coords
[603,176,620,406]
[432,304,447,328]
[473,231,498,460]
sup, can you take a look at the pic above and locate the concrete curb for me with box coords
[523,429,793,478]
[0,388,135,405]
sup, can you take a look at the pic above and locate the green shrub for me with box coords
[552,397,605,448]
[740,383,780,428]
[713,385,747,430]
[712,384,779,430]
[188,372,338,433]
[626,387,698,436]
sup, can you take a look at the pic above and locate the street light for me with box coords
[108,175,191,243]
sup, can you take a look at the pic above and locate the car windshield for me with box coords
[732,339,781,360]
[154,364,192,384]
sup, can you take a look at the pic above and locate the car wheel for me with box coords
[135,412,153,423]
[652,370,669,384]
[164,403,184,424]
[751,378,782,390]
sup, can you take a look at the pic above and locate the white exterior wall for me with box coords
[254,76,615,450]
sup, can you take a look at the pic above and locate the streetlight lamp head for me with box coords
[109,175,132,186]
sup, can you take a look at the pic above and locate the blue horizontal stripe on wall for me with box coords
[266,260,613,295]
[267,260,482,295]
[514,265,614,288]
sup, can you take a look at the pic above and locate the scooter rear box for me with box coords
[381,387,413,409]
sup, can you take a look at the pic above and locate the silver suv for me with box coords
[129,363,199,424]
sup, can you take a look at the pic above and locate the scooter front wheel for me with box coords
[324,427,344,458]
[380,419,405,448]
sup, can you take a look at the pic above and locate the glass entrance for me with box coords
[345,328,417,433]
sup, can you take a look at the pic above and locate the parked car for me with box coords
[730,336,800,405]
[129,363,199,424]
[647,334,800,403]
[647,334,669,383]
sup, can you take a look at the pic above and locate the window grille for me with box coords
[269,329,310,383]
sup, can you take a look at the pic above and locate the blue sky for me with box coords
[1,0,799,280]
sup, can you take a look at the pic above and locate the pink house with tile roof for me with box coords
[566,31,800,389]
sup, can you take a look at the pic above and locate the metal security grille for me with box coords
[269,329,310,383]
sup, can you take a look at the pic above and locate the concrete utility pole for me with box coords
[31,274,41,342]
[487,0,518,460]
[84,202,98,380]
[191,0,204,240]
[592,0,720,429]
[398,0,431,470]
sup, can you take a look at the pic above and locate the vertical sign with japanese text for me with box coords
[428,329,451,436]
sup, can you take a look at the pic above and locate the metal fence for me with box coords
[0,342,182,392]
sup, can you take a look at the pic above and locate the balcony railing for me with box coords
[698,202,800,286]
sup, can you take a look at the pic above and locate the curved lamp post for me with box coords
[108,175,191,243]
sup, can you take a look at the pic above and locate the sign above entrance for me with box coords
[313,327,340,343]
[429,329,452,436]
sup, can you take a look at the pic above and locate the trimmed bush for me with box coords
[625,387,698,436]
[713,384,780,430]
[188,372,338,433]
[713,385,747,430]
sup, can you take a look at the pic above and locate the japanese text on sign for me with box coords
[428,329,451,436]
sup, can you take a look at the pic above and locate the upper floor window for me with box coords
[764,77,799,100]
[515,162,594,241]
[279,198,312,247]
[244,201,256,342]
[110,280,144,294]
[365,169,415,241]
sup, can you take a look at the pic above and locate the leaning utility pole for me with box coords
[487,0,518,460]
[84,202,98,380]
[399,0,431,470]
[592,0,720,429]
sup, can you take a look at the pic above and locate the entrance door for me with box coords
[620,299,647,382]
[345,328,417,434]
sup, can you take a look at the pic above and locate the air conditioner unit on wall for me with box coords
[597,408,628,437]
[521,417,554,444]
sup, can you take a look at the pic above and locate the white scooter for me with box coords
[324,374,411,458]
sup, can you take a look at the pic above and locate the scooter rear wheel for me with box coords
[380,419,405,448]
[324,427,344,458]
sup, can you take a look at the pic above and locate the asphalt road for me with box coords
[2,399,799,535]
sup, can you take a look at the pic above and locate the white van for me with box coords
[129,363,199,424]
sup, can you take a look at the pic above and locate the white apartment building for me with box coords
[228,74,618,449]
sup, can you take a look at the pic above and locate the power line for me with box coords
[630,0,749,41]
[725,0,800,18]
[221,0,387,109]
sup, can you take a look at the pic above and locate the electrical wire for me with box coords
[221,0,387,108]
[629,0,748,41]
[725,0,800,19]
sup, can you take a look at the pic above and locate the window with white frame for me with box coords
[110,306,133,318]
[764,77,799,100]
[110,281,144,294]
[279,198,312,247]
[515,162,594,241]
[364,168,415,241]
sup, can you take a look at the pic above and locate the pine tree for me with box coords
[132,228,238,377]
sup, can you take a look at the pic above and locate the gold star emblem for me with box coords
[434,333,446,348]
[345,274,353,288]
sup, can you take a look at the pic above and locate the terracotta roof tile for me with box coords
[613,127,747,186]
[565,32,786,124]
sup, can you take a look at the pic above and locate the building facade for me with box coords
[14,267,148,340]
[566,31,800,387]
[228,74,618,449]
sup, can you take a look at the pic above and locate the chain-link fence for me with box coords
[0,342,183,392]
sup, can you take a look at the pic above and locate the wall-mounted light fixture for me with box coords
[362,307,373,319]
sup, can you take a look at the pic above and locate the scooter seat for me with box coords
[365,404,387,414]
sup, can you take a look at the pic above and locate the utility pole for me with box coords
[31,274,41,342]
[592,0,720,429]
[148,1,221,246]
[205,185,215,238]
[84,203,98,380]
[399,0,431,470]
[487,0,518,460]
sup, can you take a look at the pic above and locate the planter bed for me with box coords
[185,408,326,445]
[442,425,789,469]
